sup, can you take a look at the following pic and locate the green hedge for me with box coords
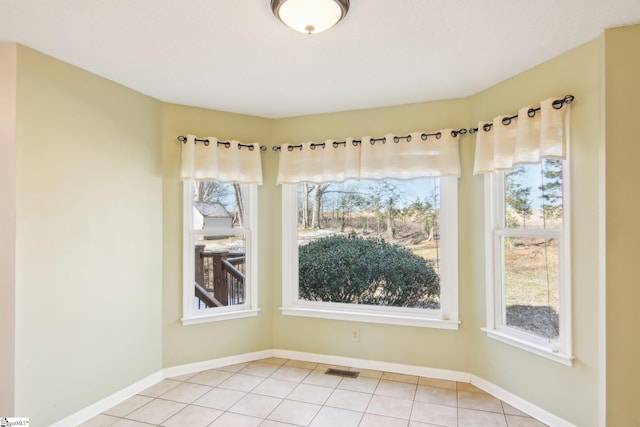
[299,233,439,308]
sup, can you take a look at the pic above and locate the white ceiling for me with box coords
[1,0,639,118]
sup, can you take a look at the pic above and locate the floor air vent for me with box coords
[324,368,359,378]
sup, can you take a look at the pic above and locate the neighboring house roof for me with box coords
[193,202,231,218]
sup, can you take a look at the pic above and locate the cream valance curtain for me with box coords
[276,130,461,184]
[473,98,570,175]
[180,134,263,184]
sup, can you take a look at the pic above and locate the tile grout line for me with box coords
[408,381,417,426]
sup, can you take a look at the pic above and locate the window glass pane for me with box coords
[193,234,246,310]
[502,236,559,341]
[296,178,441,309]
[192,181,243,230]
[504,160,563,230]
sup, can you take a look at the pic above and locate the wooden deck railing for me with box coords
[194,245,245,308]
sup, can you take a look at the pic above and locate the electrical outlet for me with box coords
[351,329,360,342]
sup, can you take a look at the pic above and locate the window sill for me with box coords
[182,308,260,326]
[482,328,574,366]
[281,306,460,330]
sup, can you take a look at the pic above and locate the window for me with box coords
[182,180,259,325]
[483,159,573,365]
[281,177,459,329]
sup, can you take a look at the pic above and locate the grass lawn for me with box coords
[503,237,559,339]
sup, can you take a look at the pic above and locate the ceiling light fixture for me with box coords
[271,0,350,35]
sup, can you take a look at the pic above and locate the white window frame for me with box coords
[182,181,259,325]
[482,161,574,366]
[280,177,459,330]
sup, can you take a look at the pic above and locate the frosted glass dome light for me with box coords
[271,0,350,34]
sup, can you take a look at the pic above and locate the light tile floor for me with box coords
[79,358,548,427]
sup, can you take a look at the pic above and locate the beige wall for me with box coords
[0,42,17,417]
[161,103,276,367]
[604,24,640,426]
[14,47,163,426]
[468,38,604,426]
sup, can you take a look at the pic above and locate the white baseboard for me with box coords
[272,349,472,383]
[50,370,164,427]
[55,350,274,427]
[162,349,274,379]
[472,375,577,427]
[54,348,575,427]
[274,349,575,427]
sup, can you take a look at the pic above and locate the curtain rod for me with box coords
[271,128,469,152]
[176,94,574,151]
[177,129,468,153]
[469,94,575,134]
[176,135,268,151]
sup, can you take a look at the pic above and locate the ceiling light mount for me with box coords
[271,0,350,35]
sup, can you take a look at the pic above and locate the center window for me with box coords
[281,177,459,329]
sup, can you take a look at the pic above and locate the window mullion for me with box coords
[558,156,572,356]
[483,174,497,330]
[496,228,562,238]
[281,184,299,308]
[183,181,195,320]
[438,177,458,320]
[495,233,506,330]
[495,171,506,229]
[245,185,258,311]
[192,228,245,236]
